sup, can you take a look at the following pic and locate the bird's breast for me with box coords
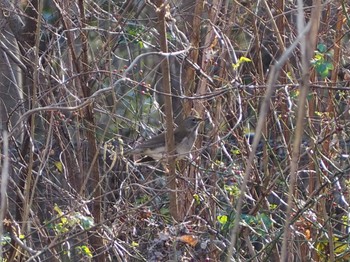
[175,132,197,156]
[143,146,166,160]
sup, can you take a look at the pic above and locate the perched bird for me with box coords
[126,116,203,160]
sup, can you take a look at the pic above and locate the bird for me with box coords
[126,116,203,160]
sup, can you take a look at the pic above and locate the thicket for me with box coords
[1,1,350,261]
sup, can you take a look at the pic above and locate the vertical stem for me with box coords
[0,131,9,262]
[155,0,178,220]
[281,0,321,260]
[183,0,204,114]
[22,0,42,235]
[77,0,105,260]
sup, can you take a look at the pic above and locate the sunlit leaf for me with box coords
[54,161,63,173]
[193,193,200,204]
[131,241,139,247]
[217,215,228,225]
[231,148,241,155]
[76,245,93,258]
[177,235,198,247]
[239,56,252,63]
[54,204,63,216]
[232,56,251,69]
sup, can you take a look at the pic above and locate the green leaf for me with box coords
[138,40,144,49]
[317,43,327,53]
[313,53,324,62]
[231,148,241,155]
[224,184,240,196]
[74,213,94,230]
[76,245,93,258]
[258,213,272,229]
[193,193,201,204]
[131,241,139,247]
[269,203,277,210]
[238,56,252,63]
[217,215,228,225]
[326,62,334,70]
[290,89,299,98]
[54,161,63,173]
[54,204,63,216]
[0,234,11,245]
[232,56,251,69]
[315,61,333,78]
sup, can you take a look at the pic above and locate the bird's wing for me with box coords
[134,133,166,149]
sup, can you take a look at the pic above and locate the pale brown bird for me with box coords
[127,116,203,160]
